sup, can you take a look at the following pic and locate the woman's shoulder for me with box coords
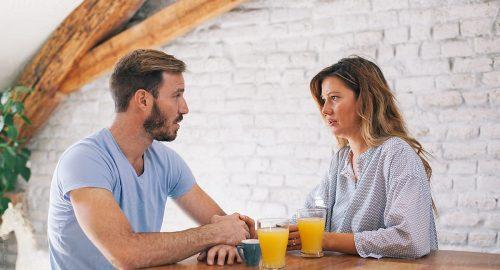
[378,136,416,156]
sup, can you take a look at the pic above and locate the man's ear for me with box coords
[133,89,151,111]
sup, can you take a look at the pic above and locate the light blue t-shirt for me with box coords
[47,128,196,270]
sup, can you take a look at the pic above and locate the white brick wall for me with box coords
[2,0,500,267]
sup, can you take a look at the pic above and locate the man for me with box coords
[48,49,253,269]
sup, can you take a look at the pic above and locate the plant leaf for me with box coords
[0,196,11,215]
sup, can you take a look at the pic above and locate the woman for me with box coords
[288,56,438,259]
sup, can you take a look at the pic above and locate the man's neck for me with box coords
[109,114,153,166]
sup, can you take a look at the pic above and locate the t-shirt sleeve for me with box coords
[164,148,196,198]
[57,144,115,202]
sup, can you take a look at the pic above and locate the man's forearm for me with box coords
[117,223,223,269]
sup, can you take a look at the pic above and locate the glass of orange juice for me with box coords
[297,208,326,258]
[257,218,289,270]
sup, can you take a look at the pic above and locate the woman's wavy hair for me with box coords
[310,56,436,212]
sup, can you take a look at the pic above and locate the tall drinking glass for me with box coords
[257,218,289,270]
[297,208,326,258]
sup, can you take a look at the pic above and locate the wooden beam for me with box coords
[59,0,247,94]
[16,0,145,141]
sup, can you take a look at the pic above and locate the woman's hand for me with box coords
[287,224,302,251]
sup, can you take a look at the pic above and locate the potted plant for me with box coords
[0,86,32,215]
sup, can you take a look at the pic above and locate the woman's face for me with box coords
[321,76,361,139]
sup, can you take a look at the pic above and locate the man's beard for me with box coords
[143,102,182,142]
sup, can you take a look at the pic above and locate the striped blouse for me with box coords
[304,137,438,259]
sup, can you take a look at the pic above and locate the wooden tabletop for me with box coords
[149,250,500,269]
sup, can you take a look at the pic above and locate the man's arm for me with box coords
[174,184,225,225]
[71,187,248,269]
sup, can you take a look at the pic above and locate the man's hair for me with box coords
[110,49,186,112]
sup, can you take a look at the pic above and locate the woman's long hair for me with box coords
[310,56,436,212]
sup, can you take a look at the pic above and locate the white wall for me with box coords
[2,0,500,268]
[0,0,82,90]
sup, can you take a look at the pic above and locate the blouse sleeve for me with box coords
[353,144,433,259]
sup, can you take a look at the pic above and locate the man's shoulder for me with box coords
[59,129,111,164]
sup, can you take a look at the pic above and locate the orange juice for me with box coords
[257,228,289,269]
[297,217,325,256]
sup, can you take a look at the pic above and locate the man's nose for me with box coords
[179,97,189,115]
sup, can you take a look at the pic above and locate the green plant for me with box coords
[0,86,32,215]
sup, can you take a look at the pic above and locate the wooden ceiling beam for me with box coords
[15,0,145,141]
[59,0,247,94]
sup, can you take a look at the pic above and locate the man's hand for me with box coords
[197,245,242,266]
[287,224,302,251]
[239,215,256,239]
[211,213,249,245]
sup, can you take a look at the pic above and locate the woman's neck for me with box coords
[347,134,369,158]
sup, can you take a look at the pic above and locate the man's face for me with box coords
[143,72,188,141]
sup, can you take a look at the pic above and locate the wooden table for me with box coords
[150,250,500,269]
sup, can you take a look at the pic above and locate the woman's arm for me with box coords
[323,232,358,255]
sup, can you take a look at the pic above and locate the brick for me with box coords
[257,174,284,187]
[261,202,288,218]
[482,71,500,87]
[481,125,500,139]
[231,173,258,185]
[440,3,498,22]
[405,59,449,76]
[462,91,488,106]
[436,74,475,90]
[410,25,431,41]
[266,53,290,68]
[354,31,383,46]
[252,187,269,201]
[399,9,435,26]
[438,230,468,245]
[477,176,500,192]
[446,126,479,140]
[433,192,456,209]
[290,51,317,68]
[276,37,308,52]
[377,45,395,62]
[443,142,486,159]
[367,11,399,29]
[431,175,452,192]
[461,19,493,37]
[285,174,320,188]
[395,43,419,59]
[312,0,370,18]
[488,142,500,158]
[385,27,409,44]
[329,15,369,33]
[458,193,496,210]
[395,76,434,93]
[449,160,477,174]
[282,69,305,84]
[408,0,442,8]
[439,107,499,122]
[373,0,409,11]
[234,69,256,83]
[433,23,459,40]
[324,34,354,51]
[270,8,310,23]
[420,42,441,59]
[469,231,497,247]
[453,57,492,73]
[485,214,500,229]
[441,41,474,57]
[491,89,500,106]
[418,91,463,108]
[246,158,270,172]
[441,211,481,227]
[495,57,500,70]
[478,160,500,175]
[475,37,500,54]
